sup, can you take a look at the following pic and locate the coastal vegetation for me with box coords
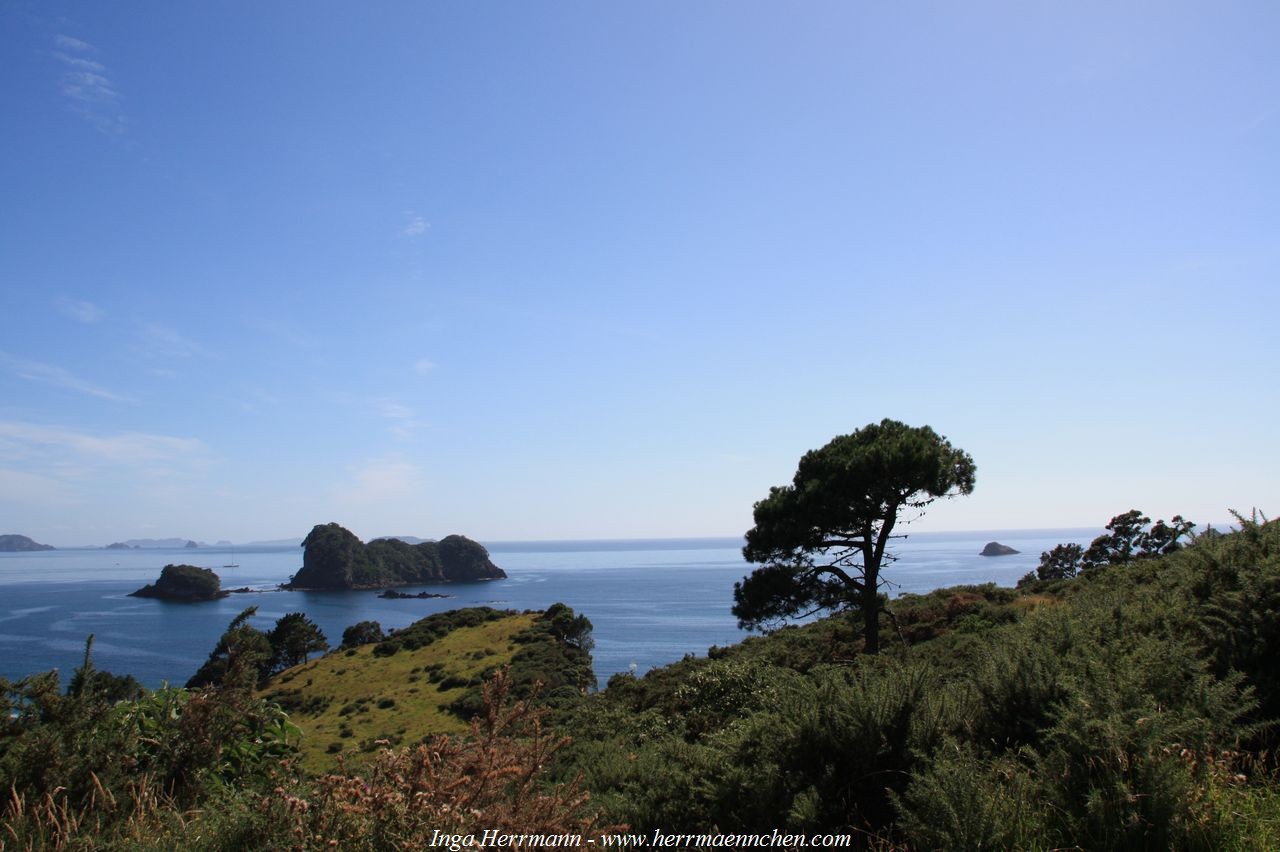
[2,516,1280,847]
[186,607,331,688]
[3,444,1279,850]
[288,522,506,590]
[549,510,1280,849]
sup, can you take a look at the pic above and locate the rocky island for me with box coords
[130,564,228,601]
[285,522,506,590]
[0,534,55,552]
[980,541,1020,556]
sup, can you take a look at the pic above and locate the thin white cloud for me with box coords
[140,323,213,359]
[378,400,413,420]
[52,34,125,135]
[401,212,429,237]
[0,421,207,466]
[412,358,435,375]
[0,421,209,513]
[243,315,320,350]
[57,298,105,323]
[377,399,425,440]
[55,35,93,51]
[0,467,79,508]
[61,70,117,103]
[0,352,131,402]
[53,53,105,73]
[335,458,423,505]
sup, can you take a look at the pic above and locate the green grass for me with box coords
[262,612,537,773]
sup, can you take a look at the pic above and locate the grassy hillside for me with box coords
[262,610,538,772]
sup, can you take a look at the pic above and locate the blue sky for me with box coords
[1,2,1276,546]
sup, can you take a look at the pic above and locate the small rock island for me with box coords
[980,541,1020,556]
[285,522,506,591]
[0,534,55,552]
[130,564,228,601]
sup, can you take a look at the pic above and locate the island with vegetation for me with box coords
[285,522,506,590]
[0,534,55,552]
[129,564,228,601]
[3,422,1279,850]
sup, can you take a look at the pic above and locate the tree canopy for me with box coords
[733,419,975,653]
[269,613,330,670]
[188,608,331,688]
[1023,509,1198,586]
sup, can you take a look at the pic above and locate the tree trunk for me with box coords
[862,566,880,654]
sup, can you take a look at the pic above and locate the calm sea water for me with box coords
[0,529,1096,689]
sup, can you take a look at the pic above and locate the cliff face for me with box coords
[288,523,506,590]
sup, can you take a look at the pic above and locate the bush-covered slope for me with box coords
[551,514,1280,849]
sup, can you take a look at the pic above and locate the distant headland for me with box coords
[0,534,55,552]
[285,522,507,590]
[107,538,202,549]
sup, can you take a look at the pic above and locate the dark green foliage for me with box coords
[1024,509,1197,591]
[290,522,505,589]
[187,607,274,689]
[735,419,975,653]
[67,637,145,703]
[341,619,385,647]
[450,605,597,721]
[543,601,595,652]
[550,518,1279,847]
[262,689,331,715]
[190,608,331,688]
[1084,509,1153,567]
[894,744,1045,849]
[373,606,511,656]
[295,522,373,587]
[1037,541,1085,580]
[0,635,297,844]
[1081,509,1197,569]
[1177,510,1280,741]
[130,563,226,600]
[730,663,950,831]
[509,604,597,696]
[437,534,507,581]
[268,612,329,670]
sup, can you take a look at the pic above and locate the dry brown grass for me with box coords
[253,669,617,850]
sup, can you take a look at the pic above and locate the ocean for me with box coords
[0,528,1097,689]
